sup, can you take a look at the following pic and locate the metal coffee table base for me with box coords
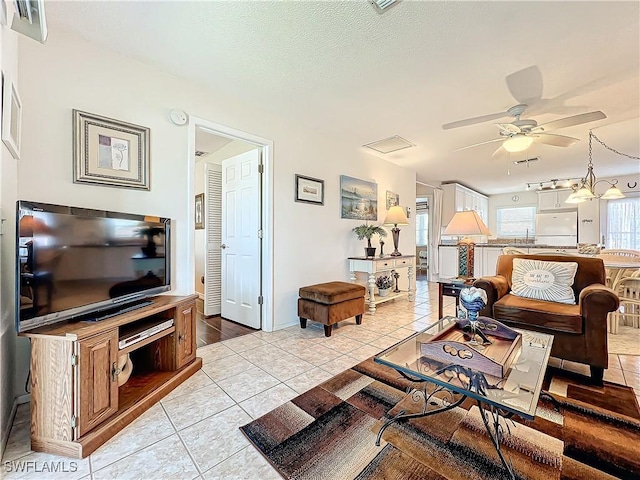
[375,372,519,480]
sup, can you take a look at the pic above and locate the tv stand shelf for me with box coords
[21,294,200,458]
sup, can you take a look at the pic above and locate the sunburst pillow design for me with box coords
[511,258,578,305]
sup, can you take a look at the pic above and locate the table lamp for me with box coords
[443,210,491,278]
[383,206,409,256]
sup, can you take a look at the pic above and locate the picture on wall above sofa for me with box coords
[340,175,377,220]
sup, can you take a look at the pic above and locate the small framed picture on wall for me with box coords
[195,193,204,229]
[295,174,324,205]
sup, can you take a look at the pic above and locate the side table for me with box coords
[437,278,474,319]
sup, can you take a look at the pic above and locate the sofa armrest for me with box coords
[579,284,619,314]
[473,275,509,317]
[578,283,619,368]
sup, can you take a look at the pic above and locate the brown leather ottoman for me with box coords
[298,281,366,337]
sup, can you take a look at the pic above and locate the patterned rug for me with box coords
[241,357,640,480]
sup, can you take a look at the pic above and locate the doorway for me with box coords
[188,117,274,338]
[415,197,429,279]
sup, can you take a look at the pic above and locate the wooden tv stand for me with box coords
[21,294,201,458]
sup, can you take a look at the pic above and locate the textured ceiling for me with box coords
[45,1,639,194]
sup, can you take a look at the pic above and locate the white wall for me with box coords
[14,30,416,392]
[0,10,20,457]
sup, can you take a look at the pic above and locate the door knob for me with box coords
[221,244,228,249]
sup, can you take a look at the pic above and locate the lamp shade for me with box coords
[601,185,625,200]
[573,185,596,200]
[383,206,409,226]
[503,134,534,153]
[443,211,491,236]
[565,192,586,204]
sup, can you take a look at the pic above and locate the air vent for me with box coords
[195,150,209,157]
[363,135,415,154]
[513,157,539,165]
[370,0,399,12]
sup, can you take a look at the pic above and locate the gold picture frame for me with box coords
[73,110,150,190]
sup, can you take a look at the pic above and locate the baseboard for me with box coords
[1,398,19,461]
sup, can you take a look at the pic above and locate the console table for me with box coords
[21,294,201,458]
[348,255,415,315]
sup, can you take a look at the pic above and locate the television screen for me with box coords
[17,201,171,332]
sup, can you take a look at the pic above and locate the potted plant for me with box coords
[352,224,387,257]
[375,274,393,297]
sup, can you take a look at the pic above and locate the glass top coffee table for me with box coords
[374,316,554,479]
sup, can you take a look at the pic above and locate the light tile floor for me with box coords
[3,281,639,479]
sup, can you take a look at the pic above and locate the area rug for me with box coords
[241,357,640,480]
[608,325,640,355]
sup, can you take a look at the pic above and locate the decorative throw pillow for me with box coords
[511,258,578,305]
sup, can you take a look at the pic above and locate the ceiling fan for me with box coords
[443,66,607,155]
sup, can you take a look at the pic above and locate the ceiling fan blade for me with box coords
[442,111,509,130]
[526,102,590,116]
[533,133,580,147]
[534,111,607,132]
[496,123,521,134]
[491,146,506,158]
[506,66,543,104]
[453,138,504,152]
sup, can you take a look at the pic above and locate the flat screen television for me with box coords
[16,200,171,332]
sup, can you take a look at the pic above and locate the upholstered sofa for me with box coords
[473,254,619,384]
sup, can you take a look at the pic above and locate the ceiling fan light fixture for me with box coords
[503,134,533,153]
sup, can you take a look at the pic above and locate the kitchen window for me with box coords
[607,197,640,249]
[496,206,536,238]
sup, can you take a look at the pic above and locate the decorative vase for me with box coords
[378,288,390,297]
[365,247,376,257]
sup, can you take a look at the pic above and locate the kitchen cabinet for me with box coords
[537,190,575,211]
[442,183,489,226]
[482,247,503,277]
[578,199,601,244]
[438,246,459,279]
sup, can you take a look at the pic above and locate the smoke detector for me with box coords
[363,135,415,154]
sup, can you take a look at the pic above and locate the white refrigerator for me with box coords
[535,212,578,246]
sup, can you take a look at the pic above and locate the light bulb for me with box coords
[564,179,572,188]
[525,183,530,191]
[551,181,557,189]
[537,183,543,191]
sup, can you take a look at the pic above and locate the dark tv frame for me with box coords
[16,200,171,332]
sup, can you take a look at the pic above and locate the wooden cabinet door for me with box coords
[176,301,196,369]
[77,329,119,437]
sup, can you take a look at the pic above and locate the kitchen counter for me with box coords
[439,243,578,249]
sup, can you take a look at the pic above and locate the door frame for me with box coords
[187,116,275,332]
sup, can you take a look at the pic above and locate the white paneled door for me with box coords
[204,163,222,316]
[221,149,261,329]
